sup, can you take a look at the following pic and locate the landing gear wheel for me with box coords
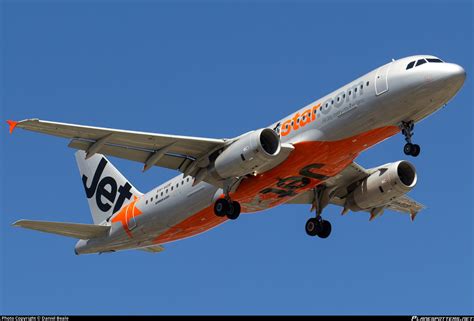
[214,198,241,219]
[404,143,414,156]
[403,143,421,157]
[317,220,332,239]
[305,218,321,237]
[214,198,229,217]
[305,218,332,238]
[226,201,241,220]
[411,144,421,157]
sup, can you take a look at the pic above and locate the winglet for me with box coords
[6,120,18,134]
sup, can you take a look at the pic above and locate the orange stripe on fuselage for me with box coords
[154,206,227,244]
[154,126,400,245]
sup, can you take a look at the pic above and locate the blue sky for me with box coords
[1,0,472,315]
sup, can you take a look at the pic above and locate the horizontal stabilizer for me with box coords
[13,220,110,239]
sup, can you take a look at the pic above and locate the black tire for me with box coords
[404,143,413,156]
[411,144,421,157]
[317,220,332,239]
[305,218,321,237]
[214,198,229,217]
[227,201,241,220]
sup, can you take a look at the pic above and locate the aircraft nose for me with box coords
[442,63,466,90]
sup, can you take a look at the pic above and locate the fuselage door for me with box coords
[375,62,392,95]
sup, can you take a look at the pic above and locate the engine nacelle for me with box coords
[212,128,281,179]
[346,160,417,211]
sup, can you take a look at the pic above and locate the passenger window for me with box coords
[166,189,168,193]
[366,81,369,86]
[176,183,179,188]
[161,192,163,196]
[151,197,153,201]
[349,91,352,95]
[186,178,190,182]
[416,59,427,66]
[354,88,357,93]
[360,85,363,90]
[171,186,173,191]
[406,61,415,70]
[146,200,148,204]
[427,58,443,63]
[343,94,346,98]
[181,181,184,185]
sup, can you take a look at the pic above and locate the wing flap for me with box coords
[12,220,110,239]
[68,139,191,171]
[386,195,425,220]
[137,245,165,253]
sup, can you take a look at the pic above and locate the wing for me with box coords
[9,118,227,173]
[286,162,425,221]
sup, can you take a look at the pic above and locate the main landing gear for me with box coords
[305,216,332,238]
[214,198,241,220]
[305,186,332,239]
[400,120,421,157]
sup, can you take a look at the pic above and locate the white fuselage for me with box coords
[76,55,465,254]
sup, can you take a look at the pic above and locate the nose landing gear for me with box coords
[400,121,421,157]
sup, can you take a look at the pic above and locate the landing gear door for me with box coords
[375,62,392,95]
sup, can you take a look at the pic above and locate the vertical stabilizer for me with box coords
[75,151,142,224]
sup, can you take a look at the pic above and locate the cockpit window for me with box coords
[416,59,427,66]
[407,57,444,71]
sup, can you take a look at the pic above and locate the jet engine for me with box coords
[211,128,281,179]
[345,161,417,211]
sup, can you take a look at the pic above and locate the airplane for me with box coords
[8,55,465,255]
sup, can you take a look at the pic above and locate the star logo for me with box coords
[111,196,142,238]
